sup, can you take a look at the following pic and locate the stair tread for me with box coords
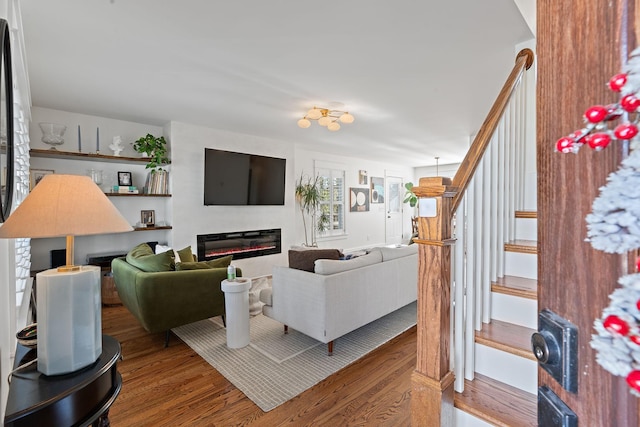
[455,373,537,427]
[492,275,537,300]
[505,239,538,254]
[515,210,537,219]
[475,319,536,361]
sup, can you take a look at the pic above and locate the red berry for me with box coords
[631,336,640,345]
[604,315,630,335]
[609,73,628,92]
[621,95,640,112]
[556,137,575,153]
[587,133,611,150]
[614,123,639,140]
[627,370,640,392]
[637,256,640,272]
[636,298,640,311]
[585,105,608,123]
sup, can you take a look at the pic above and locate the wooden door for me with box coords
[537,1,640,424]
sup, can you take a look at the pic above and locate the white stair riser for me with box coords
[491,292,537,329]
[504,251,537,279]
[454,408,493,427]
[474,343,538,394]
[515,217,537,241]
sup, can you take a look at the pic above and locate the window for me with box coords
[316,166,345,238]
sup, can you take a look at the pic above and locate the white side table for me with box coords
[221,278,251,348]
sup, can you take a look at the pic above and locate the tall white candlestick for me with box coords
[78,125,81,152]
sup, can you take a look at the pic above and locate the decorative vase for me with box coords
[39,123,67,150]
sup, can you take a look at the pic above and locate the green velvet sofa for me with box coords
[111,256,241,345]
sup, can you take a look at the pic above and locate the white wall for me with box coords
[414,163,460,181]
[167,121,296,278]
[516,38,537,210]
[295,147,414,250]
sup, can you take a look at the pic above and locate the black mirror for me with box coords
[0,18,13,223]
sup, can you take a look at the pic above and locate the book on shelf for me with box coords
[111,185,139,194]
[144,171,169,195]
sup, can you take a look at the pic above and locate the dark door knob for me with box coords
[531,331,559,365]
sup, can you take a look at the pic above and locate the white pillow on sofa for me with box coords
[314,250,383,275]
[378,244,418,261]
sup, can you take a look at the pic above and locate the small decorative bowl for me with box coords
[16,323,37,348]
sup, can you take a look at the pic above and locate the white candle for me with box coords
[78,125,81,152]
[96,127,100,152]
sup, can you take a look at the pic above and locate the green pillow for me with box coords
[175,255,233,271]
[176,246,195,262]
[126,242,174,272]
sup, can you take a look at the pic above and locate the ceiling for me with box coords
[19,0,533,167]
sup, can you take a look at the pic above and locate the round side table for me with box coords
[221,278,251,348]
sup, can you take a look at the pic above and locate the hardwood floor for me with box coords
[102,305,416,426]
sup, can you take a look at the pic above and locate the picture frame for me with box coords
[350,187,370,212]
[141,210,155,227]
[118,171,133,186]
[358,170,368,185]
[370,177,385,204]
[30,169,54,191]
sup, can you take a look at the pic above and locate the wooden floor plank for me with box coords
[104,304,537,426]
[475,319,537,361]
[492,275,537,300]
[515,210,537,219]
[505,239,538,254]
[455,373,537,427]
[102,305,416,426]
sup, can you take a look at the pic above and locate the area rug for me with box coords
[172,301,417,412]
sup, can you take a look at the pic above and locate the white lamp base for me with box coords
[36,265,102,375]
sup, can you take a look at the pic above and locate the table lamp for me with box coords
[0,174,133,375]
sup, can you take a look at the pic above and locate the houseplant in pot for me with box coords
[133,133,170,171]
[403,182,419,236]
[295,173,330,246]
[133,133,171,194]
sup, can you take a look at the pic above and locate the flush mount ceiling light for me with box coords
[297,107,355,132]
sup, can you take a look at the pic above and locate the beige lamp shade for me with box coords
[0,174,132,238]
[0,174,132,270]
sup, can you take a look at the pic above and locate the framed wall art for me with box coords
[358,170,368,185]
[370,177,384,203]
[350,187,370,212]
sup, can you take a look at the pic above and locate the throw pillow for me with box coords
[126,243,174,272]
[176,246,195,263]
[176,255,233,271]
[288,248,342,272]
[155,244,172,254]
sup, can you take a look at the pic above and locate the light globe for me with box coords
[297,118,311,128]
[339,113,354,124]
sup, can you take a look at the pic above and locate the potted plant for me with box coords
[403,182,419,236]
[133,133,171,171]
[295,173,330,246]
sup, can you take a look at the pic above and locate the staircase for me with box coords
[409,48,538,425]
[453,210,538,426]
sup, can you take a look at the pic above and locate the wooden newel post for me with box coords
[411,176,457,426]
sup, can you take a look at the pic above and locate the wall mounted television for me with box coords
[204,148,286,206]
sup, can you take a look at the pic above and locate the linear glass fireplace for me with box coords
[197,228,281,261]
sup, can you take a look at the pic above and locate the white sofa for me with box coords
[260,245,418,355]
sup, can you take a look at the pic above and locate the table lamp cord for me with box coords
[7,357,37,384]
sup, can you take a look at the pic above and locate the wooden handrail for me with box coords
[450,48,534,213]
